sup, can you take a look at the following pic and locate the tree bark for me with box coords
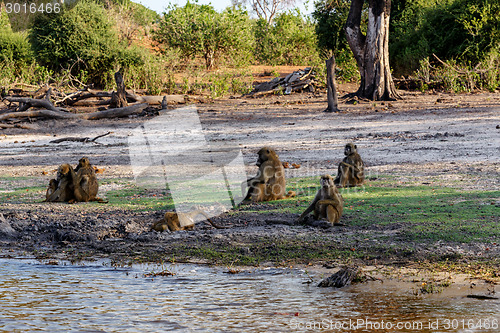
[325,55,340,112]
[0,109,77,121]
[345,0,400,100]
[109,70,128,108]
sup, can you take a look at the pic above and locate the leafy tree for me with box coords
[233,0,297,24]
[312,0,352,53]
[390,0,500,75]
[29,0,142,86]
[0,31,32,65]
[0,10,32,66]
[154,2,254,69]
[254,10,320,65]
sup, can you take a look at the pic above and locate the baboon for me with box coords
[45,179,58,200]
[242,147,296,202]
[334,143,365,187]
[70,157,100,202]
[298,175,344,226]
[44,164,75,202]
[151,210,227,232]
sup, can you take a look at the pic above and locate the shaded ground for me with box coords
[0,88,499,277]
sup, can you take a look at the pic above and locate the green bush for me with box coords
[0,31,32,65]
[154,3,254,69]
[29,0,142,87]
[390,0,500,76]
[254,10,320,66]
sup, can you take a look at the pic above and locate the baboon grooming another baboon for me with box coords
[151,210,227,232]
[70,157,100,202]
[298,175,344,226]
[242,147,296,202]
[45,164,75,202]
[44,157,105,203]
[334,143,365,188]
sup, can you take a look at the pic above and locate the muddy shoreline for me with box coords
[1,90,499,278]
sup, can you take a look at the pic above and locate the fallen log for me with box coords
[318,266,361,288]
[50,131,112,143]
[131,95,185,105]
[0,123,37,130]
[0,103,147,121]
[72,99,111,107]
[248,68,318,97]
[0,109,77,121]
[4,95,62,112]
[79,103,148,120]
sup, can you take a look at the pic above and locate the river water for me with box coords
[0,258,498,332]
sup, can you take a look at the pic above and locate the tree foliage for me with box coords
[234,0,297,24]
[312,0,353,53]
[254,10,319,65]
[29,0,142,86]
[154,2,254,69]
[390,0,500,75]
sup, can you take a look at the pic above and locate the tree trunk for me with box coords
[345,0,400,100]
[110,70,128,108]
[325,55,340,112]
[205,50,215,70]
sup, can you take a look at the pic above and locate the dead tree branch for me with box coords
[50,131,112,143]
[0,109,77,121]
[79,103,148,120]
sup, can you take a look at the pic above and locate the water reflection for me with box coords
[0,258,498,332]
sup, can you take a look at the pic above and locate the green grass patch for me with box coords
[235,175,499,244]
[105,184,174,211]
[0,185,46,202]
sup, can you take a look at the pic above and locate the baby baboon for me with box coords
[45,164,75,202]
[151,210,227,232]
[45,179,58,200]
[70,157,100,202]
[242,147,296,202]
[298,175,344,226]
[334,143,365,188]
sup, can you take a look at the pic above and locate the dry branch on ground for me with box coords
[248,67,318,96]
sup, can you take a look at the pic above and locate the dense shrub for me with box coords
[390,0,500,75]
[154,3,254,69]
[254,10,320,66]
[29,0,142,87]
[0,31,32,65]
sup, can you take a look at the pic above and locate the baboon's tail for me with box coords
[91,197,108,203]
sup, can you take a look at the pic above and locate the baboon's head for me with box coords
[344,143,357,156]
[320,174,334,188]
[78,157,90,168]
[256,147,277,166]
[57,164,72,178]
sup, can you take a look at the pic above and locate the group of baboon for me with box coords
[45,143,365,232]
[44,157,104,203]
[241,143,364,226]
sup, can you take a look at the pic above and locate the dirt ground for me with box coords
[0,87,499,273]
